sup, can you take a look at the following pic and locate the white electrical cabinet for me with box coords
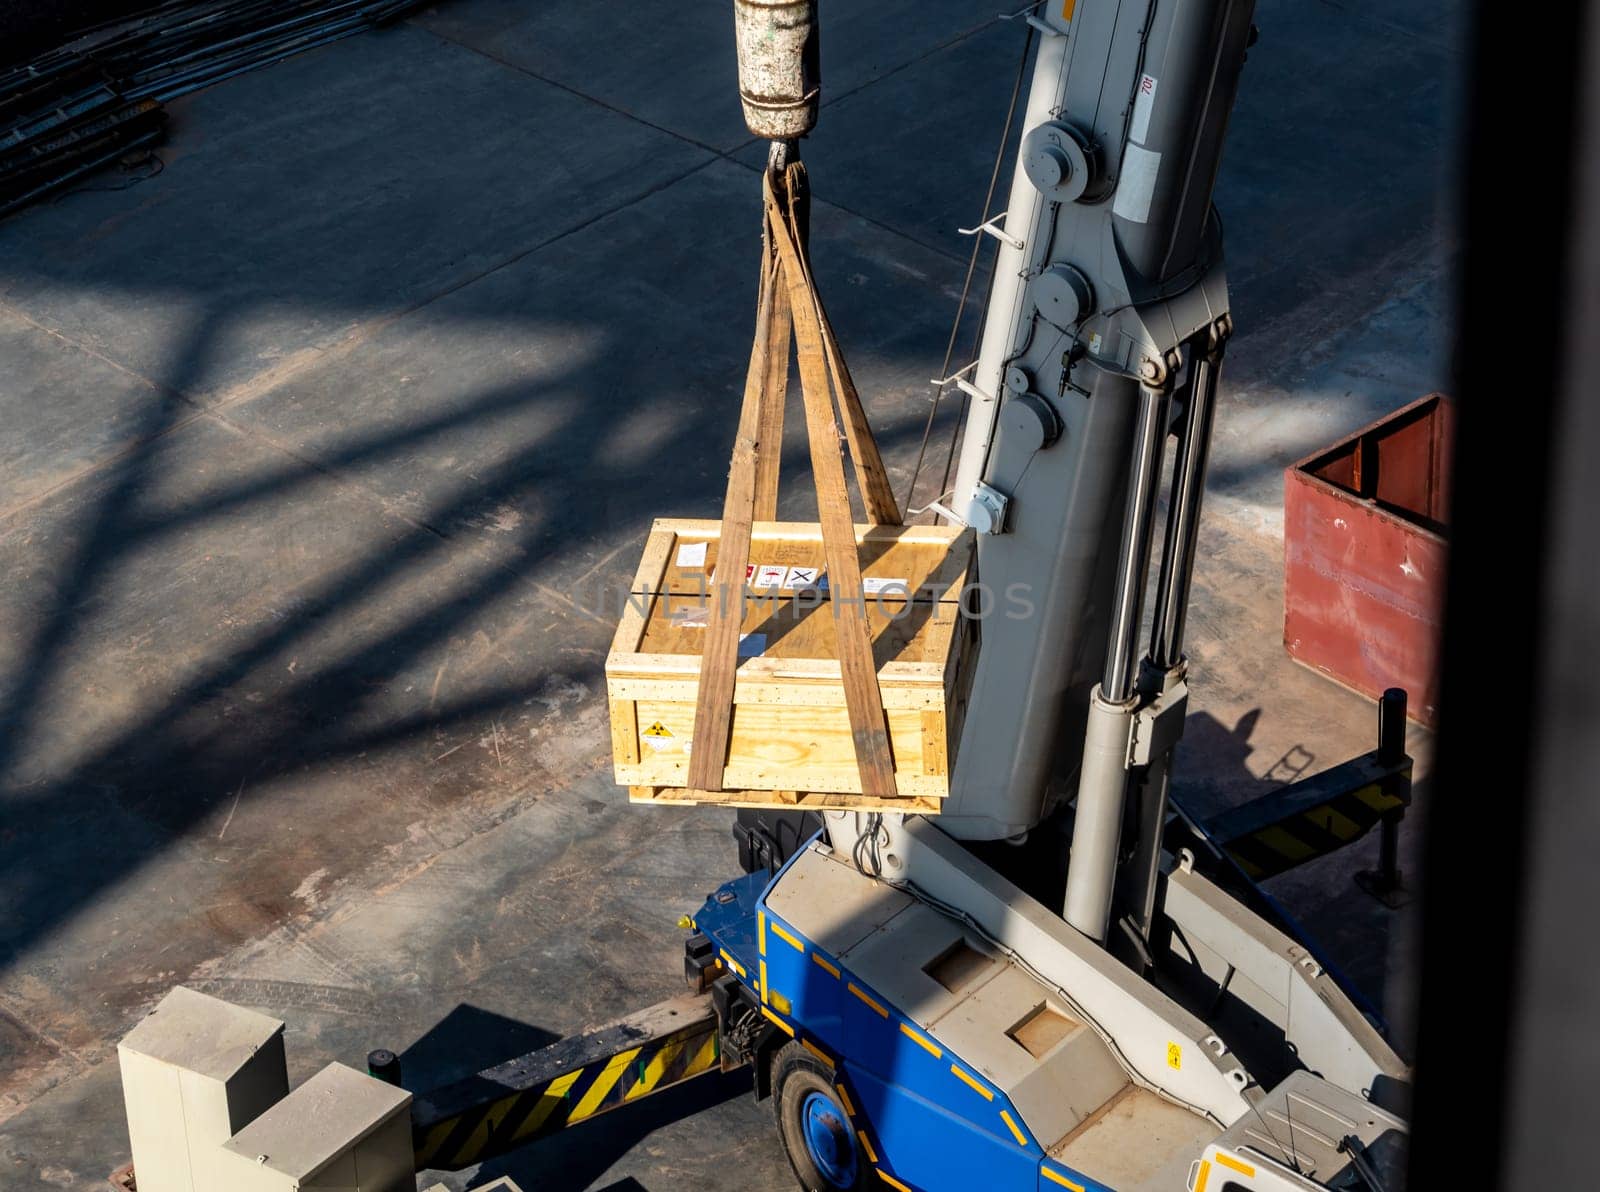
[217,1061,413,1191]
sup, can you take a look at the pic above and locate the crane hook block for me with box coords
[734,0,820,140]
[1022,121,1102,203]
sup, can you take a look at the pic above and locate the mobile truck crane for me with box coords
[653,3,1410,1188]
[115,2,1415,1189]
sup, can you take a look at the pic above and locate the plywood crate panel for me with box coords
[607,519,976,809]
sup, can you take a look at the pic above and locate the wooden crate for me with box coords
[607,518,975,809]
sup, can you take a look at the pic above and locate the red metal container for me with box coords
[1283,393,1452,725]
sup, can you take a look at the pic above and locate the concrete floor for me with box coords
[0,1,1460,1188]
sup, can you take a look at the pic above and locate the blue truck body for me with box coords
[691,855,1107,1192]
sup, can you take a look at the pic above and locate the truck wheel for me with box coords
[773,1041,871,1191]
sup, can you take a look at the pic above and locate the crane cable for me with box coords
[901,15,1038,519]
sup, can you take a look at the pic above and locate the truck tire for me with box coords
[773,1041,873,1191]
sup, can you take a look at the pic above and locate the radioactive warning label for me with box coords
[642,721,677,752]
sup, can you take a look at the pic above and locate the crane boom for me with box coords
[940,0,1254,879]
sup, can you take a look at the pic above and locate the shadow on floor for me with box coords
[400,1003,561,1092]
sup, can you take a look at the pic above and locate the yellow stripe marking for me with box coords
[1061,0,1077,22]
[1257,824,1317,862]
[569,1047,642,1123]
[1227,849,1266,878]
[857,1130,878,1163]
[950,1063,993,1100]
[812,951,841,979]
[758,912,767,956]
[1194,1158,1211,1192]
[686,1031,719,1076]
[1353,782,1403,812]
[878,1170,912,1192]
[999,1108,1028,1147]
[899,1022,942,1058]
[512,1068,584,1141]
[1215,1151,1256,1177]
[1310,805,1366,840]
[837,1085,856,1117]
[719,949,746,978]
[847,982,888,1018]
[1351,782,1382,807]
[762,1007,795,1036]
[771,920,806,953]
[1041,1167,1085,1191]
[760,959,769,1003]
[624,1039,684,1102]
[417,1119,455,1164]
[802,1038,833,1067]
[457,1111,496,1164]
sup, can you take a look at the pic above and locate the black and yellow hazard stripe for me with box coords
[1222,781,1401,878]
[1205,753,1412,882]
[413,994,721,1171]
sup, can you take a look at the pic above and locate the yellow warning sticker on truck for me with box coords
[1166,1042,1182,1070]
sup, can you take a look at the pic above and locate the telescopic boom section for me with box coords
[925,0,1256,946]
[728,0,1258,946]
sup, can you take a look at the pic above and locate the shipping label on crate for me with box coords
[862,576,911,596]
[710,562,827,592]
[781,566,823,591]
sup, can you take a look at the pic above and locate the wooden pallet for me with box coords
[607,519,975,808]
[627,785,945,814]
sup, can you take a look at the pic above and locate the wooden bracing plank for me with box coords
[753,237,790,522]
[768,169,898,799]
[687,237,780,791]
[784,164,900,527]
[686,164,907,798]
